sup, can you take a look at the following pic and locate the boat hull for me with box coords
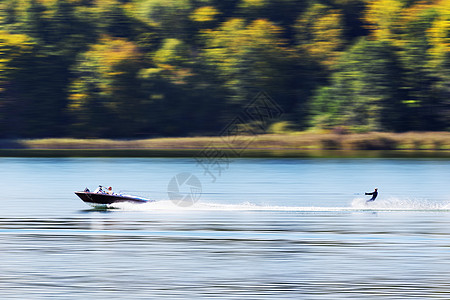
[75,192,149,207]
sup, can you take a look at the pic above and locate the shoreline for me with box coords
[1,132,450,158]
[0,149,450,158]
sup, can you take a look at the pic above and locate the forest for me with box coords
[0,0,449,138]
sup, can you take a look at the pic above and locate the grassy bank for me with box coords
[1,132,450,157]
[2,132,450,150]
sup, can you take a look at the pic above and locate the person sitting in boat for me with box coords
[365,188,378,202]
[94,186,104,194]
[107,186,113,195]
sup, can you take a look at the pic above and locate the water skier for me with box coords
[365,188,378,202]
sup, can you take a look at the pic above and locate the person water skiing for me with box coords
[365,188,378,202]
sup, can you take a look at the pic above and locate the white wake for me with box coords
[351,197,450,211]
[108,198,450,212]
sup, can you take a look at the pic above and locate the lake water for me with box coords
[1,157,450,299]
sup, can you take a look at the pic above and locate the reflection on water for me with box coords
[0,158,450,299]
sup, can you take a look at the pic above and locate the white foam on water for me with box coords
[110,200,275,211]
[108,198,450,212]
[351,197,450,211]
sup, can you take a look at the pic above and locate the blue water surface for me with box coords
[0,157,449,299]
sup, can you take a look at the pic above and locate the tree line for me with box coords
[0,0,449,138]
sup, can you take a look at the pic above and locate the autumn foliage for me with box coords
[0,0,449,137]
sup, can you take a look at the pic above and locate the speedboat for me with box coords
[75,186,152,208]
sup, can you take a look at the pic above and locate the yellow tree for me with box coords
[68,36,146,136]
[203,18,289,83]
[0,31,34,81]
[190,5,220,33]
[363,0,448,129]
[152,38,193,84]
[0,31,35,136]
[295,3,345,69]
[427,0,450,126]
[202,18,305,125]
[427,0,450,68]
[190,6,219,23]
[364,0,404,42]
[203,18,294,103]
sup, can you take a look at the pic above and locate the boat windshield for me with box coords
[94,186,104,193]
[93,186,114,195]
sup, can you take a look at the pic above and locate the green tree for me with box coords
[154,38,190,67]
[203,19,299,110]
[398,3,441,130]
[310,38,406,131]
[140,0,193,40]
[97,2,134,38]
[427,1,450,128]
[238,0,309,35]
[0,0,19,29]
[22,0,51,43]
